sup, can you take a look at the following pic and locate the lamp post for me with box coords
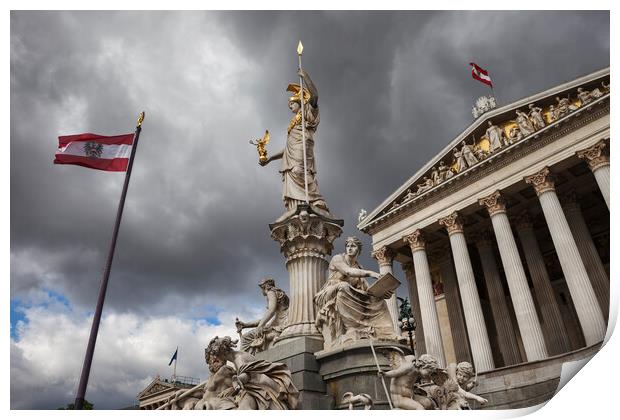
[397,297,417,356]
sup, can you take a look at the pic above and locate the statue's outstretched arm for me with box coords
[260,149,283,166]
[300,69,319,105]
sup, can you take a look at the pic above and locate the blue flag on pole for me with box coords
[168,348,178,366]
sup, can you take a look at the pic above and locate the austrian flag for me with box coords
[469,62,493,88]
[54,133,135,172]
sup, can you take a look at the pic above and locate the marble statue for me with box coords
[430,166,440,186]
[471,95,497,119]
[260,69,329,213]
[515,110,535,137]
[358,208,367,223]
[548,105,558,122]
[438,161,454,182]
[342,392,374,410]
[601,80,610,93]
[554,96,578,119]
[379,350,444,410]
[235,278,289,355]
[485,120,506,153]
[460,140,478,167]
[314,237,399,349]
[415,176,434,195]
[402,188,416,202]
[449,361,487,408]
[508,126,523,143]
[527,103,546,130]
[453,147,466,173]
[204,336,299,409]
[577,86,604,105]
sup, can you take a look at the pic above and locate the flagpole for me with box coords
[173,347,178,382]
[74,111,145,410]
[297,41,309,204]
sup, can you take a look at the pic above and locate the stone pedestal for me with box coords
[257,336,334,410]
[270,204,343,343]
[315,340,409,410]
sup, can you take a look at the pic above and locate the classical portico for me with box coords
[358,67,610,383]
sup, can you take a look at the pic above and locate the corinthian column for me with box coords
[438,212,494,372]
[371,246,399,332]
[576,140,610,209]
[513,211,571,355]
[270,204,343,343]
[473,231,522,366]
[478,191,548,361]
[404,231,446,366]
[525,168,606,345]
[434,245,472,363]
[561,192,610,320]
[402,262,426,355]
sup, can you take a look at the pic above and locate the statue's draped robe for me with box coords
[280,102,325,209]
[235,360,299,409]
[314,254,397,348]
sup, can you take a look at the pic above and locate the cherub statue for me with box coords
[235,278,289,355]
[527,103,546,130]
[378,350,444,410]
[342,392,374,410]
[446,361,488,409]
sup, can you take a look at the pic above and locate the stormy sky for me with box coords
[10,11,609,409]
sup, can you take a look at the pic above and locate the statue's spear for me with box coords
[369,340,394,409]
[297,40,309,204]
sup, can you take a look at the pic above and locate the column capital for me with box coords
[513,210,534,230]
[438,212,464,235]
[559,190,580,212]
[576,140,609,172]
[403,229,426,252]
[524,167,555,196]
[371,246,395,266]
[478,190,507,216]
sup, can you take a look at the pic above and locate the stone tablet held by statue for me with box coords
[367,272,401,298]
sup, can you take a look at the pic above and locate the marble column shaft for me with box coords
[404,231,446,367]
[561,193,610,320]
[435,247,472,363]
[474,235,522,366]
[372,246,400,333]
[514,211,571,355]
[479,191,548,362]
[439,212,495,372]
[403,262,426,355]
[577,140,610,209]
[525,168,606,346]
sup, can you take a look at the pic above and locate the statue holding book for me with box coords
[314,236,401,349]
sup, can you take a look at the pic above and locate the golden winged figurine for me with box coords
[249,130,270,164]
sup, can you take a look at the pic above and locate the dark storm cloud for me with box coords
[10,10,609,408]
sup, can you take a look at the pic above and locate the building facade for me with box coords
[358,68,610,408]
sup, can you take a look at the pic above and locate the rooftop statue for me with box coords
[259,68,329,213]
[235,278,289,355]
[314,237,399,349]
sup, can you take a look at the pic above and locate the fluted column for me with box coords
[561,192,610,320]
[514,211,571,355]
[525,167,606,345]
[576,140,610,209]
[439,212,495,372]
[478,191,548,361]
[371,246,400,333]
[434,245,472,363]
[402,261,426,355]
[473,231,522,366]
[404,231,446,366]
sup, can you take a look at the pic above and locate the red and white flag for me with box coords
[54,133,135,172]
[469,62,493,88]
